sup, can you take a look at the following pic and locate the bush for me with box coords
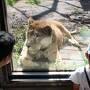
[27,0,41,5]
[6,0,16,6]
[6,0,41,5]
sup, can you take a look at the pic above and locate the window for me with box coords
[1,0,90,84]
[5,0,89,72]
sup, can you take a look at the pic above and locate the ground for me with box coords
[6,0,90,71]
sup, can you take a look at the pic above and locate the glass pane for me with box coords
[5,0,90,71]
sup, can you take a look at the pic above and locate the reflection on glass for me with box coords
[5,0,90,71]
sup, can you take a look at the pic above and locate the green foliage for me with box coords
[11,27,26,69]
[6,0,41,5]
[79,25,90,37]
[26,0,41,5]
[12,27,25,57]
[6,0,16,6]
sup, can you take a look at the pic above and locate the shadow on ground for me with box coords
[80,0,90,11]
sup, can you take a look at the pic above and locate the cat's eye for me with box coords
[29,31,34,36]
[35,33,40,37]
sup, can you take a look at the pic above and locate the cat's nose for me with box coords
[26,43,31,48]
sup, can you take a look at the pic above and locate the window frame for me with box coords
[0,0,72,89]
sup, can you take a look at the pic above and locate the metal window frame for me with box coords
[0,0,72,89]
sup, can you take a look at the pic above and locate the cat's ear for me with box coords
[28,17,34,28]
[41,26,52,36]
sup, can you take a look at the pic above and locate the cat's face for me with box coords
[26,26,52,53]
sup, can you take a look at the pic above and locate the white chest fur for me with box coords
[40,37,52,48]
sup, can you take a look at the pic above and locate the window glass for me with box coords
[5,0,90,71]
